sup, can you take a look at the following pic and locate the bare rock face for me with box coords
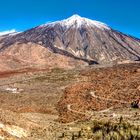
[0,15,140,70]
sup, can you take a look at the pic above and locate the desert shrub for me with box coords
[90,120,140,140]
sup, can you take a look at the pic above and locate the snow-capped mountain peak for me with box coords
[39,14,110,30]
[0,14,140,70]
[63,14,110,29]
[65,14,84,22]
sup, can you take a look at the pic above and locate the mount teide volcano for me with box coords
[0,15,140,70]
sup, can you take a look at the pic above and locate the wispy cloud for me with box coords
[0,29,16,36]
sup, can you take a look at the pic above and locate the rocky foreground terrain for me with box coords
[0,63,139,139]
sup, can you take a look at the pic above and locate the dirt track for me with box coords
[58,63,140,122]
[0,63,139,139]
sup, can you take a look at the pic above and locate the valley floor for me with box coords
[0,63,139,139]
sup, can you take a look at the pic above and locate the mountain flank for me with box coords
[0,15,140,71]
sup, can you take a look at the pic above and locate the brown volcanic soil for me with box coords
[58,63,140,122]
[0,42,87,71]
[0,63,139,139]
[0,67,51,78]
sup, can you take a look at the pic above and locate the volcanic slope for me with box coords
[0,15,140,71]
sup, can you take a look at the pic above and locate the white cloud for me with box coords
[0,29,17,36]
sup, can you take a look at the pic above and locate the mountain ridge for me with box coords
[0,15,140,71]
[38,14,110,30]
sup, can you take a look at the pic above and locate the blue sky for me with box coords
[0,0,140,38]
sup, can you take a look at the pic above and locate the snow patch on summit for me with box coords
[39,15,110,30]
[61,15,110,30]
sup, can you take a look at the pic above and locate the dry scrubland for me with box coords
[0,63,139,139]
